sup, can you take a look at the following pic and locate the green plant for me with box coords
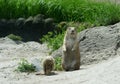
[54,56,63,71]
[7,34,22,41]
[16,59,35,72]
[41,31,65,52]
[40,22,65,53]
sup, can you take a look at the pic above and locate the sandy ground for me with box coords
[0,37,120,84]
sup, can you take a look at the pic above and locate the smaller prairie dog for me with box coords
[43,56,55,75]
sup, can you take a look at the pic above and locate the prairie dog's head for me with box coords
[67,27,77,38]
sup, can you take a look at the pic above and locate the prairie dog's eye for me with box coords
[68,27,71,30]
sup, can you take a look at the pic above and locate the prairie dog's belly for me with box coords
[66,39,75,49]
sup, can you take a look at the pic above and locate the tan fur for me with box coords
[62,27,80,71]
[43,56,55,75]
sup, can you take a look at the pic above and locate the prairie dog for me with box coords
[43,56,55,75]
[62,27,80,71]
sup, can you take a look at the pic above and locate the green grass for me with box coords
[15,59,36,72]
[0,0,46,19]
[0,0,120,25]
[54,56,63,71]
[7,34,22,41]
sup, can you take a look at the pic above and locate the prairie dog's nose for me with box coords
[72,30,74,33]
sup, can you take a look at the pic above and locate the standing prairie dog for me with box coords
[62,27,80,71]
[43,56,55,75]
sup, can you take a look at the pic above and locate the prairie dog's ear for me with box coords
[66,27,71,33]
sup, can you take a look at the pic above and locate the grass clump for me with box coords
[16,59,35,72]
[54,56,63,71]
[41,21,67,52]
[41,32,64,52]
[7,34,22,41]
